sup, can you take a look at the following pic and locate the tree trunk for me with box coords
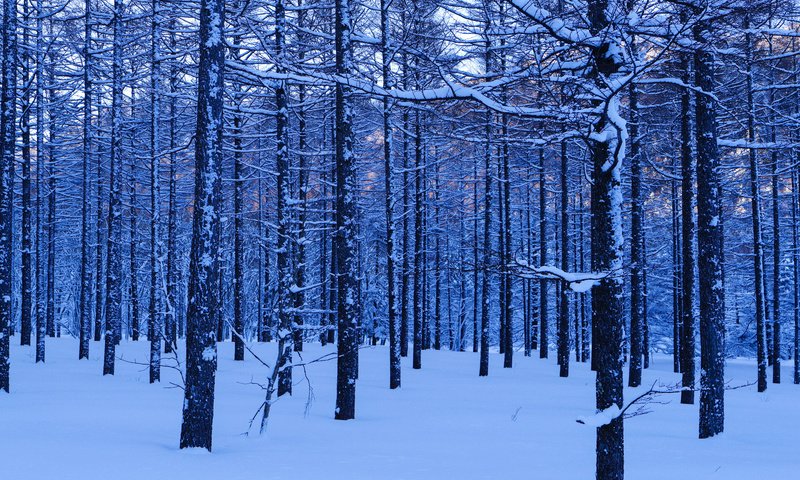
[558,141,569,377]
[275,0,293,397]
[179,0,225,451]
[0,0,16,393]
[334,0,358,420]
[539,149,548,360]
[381,0,400,388]
[413,112,423,369]
[20,0,32,348]
[745,21,768,393]
[103,0,125,376]
[149,0,163,382]
[680,48,696,404]
[628,80,643,388]
[695,18,725,438]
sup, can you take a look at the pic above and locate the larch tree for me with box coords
[179,0,225,451]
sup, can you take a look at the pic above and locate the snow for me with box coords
[577,405,622,427]
[2,338,799,479]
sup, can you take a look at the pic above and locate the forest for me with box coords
[1,0,799,479]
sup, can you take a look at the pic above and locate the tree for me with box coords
[694,7,725,439]
[103,0,125,376]
[334,0,358,420]
[0,0,18,393]
[179,0,225,451]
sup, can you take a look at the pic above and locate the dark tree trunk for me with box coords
[680,49,696,405]
[20,3,32,348]
[165,19,178,353]
[501,112,512,369]
[179,0,225,451]
[103,0,125,376]
[745,21,768,393]
[381,0,400,388]
[148,0,163,383]
[479,107,492,377]
[558,141,569,377]
[628,80,643,388]
[333,0,358,420]
[232,79,244,362]
[770,87,781,384]
[413,113,423,370]
[400,97,410,358]
[587,1,625,477]
[472,156,480,353]
[79,0,93,358]
[130,161,140,342]
[695,19,725,438]
[793,167,800,385]
[539,149,548,360]
[672,156,682,373]
[292,6,308,352]
[0,0,16,392]
[275,0,293,397]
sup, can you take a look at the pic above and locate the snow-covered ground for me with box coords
[1,338,798,479]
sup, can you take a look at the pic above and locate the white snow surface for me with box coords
[1,338,799,479]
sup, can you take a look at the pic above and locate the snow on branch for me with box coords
[510,259,607,293]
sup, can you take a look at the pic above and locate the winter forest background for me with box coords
[1,0,800,479]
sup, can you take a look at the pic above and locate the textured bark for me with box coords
[539,149,548,360]
[558,141,569,377]
[695,19,725,438]
[381,0,401,389]
[680,49,696,405]
[149,0,163,382]
[130,160,140,342]
[628,81,643,388]
[479,108,492,377]
[745,21,768,393]
[103,0,125,376]
[334,0,358,420]
[413,113,423,370]
[20,0,32,348]
[79,0,93,359]
[165,17,178,352]
[179,0,225,451]
[0,0,17,392]
[275,0,293,396]
[35,0,47,365]
[587,1,625,477]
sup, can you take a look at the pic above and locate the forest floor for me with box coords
[1,337,798,479]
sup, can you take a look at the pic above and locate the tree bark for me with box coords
[179,0,225,451]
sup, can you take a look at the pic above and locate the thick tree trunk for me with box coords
[275,0,293,397]
[179,0,225,451]
[20,1,32,348]
[79,0,93,358]
[334,0,358,420]
[103,0,125,376]
[165,19,178,352]
[587,2,625,478]
[0,0,16,392]
[695,20,725,438]
[149,0,163,382]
